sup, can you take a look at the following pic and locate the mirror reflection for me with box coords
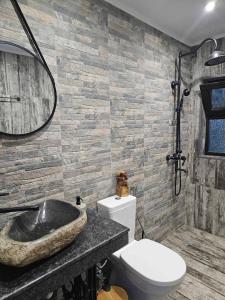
[0,43,56,136]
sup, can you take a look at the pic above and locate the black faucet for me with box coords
[0,206,39,214]
[0,192,39,214]
[0,192,10,197]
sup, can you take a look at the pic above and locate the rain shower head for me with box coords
[205,50,225,66]
[181,38,225,67]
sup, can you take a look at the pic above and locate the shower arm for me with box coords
[179,38,218,58]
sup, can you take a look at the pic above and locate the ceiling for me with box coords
[105,0,225,46]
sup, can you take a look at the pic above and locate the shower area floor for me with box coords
[163,227,225,300]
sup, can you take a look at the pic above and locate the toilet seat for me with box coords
[120,239,186,287]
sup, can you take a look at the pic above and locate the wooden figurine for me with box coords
[116,171,129,197]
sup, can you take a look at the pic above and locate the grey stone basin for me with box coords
[0,200,87,267]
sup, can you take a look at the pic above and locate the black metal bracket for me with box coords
[62,275,88,300]
[87,266,97,300]
[61,266,97,300]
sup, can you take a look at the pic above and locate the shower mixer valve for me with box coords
[166,153,186,166]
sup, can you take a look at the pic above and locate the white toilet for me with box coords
[97,195,186,300]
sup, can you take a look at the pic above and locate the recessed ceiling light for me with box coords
[205,1,216,12]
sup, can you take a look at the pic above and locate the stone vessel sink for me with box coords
[0,200,87,267]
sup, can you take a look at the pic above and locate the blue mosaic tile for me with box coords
[212,88,225,108]
[208,119,225,153]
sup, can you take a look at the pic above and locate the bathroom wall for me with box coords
[186,38,225,238]
[0,0,191,240]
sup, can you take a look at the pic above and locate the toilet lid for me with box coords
[120,239,186,286]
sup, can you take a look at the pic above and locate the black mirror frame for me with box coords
[0,40,57,138]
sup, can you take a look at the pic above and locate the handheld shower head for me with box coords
[178,89,190,111]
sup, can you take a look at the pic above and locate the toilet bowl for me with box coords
[111,239,186,300]
[97,195,186,300]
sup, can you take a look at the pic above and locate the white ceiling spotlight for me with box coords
[205,1,216,12]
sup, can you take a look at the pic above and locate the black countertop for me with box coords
[0,209,129,300]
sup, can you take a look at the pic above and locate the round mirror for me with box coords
[0,41,57,136]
